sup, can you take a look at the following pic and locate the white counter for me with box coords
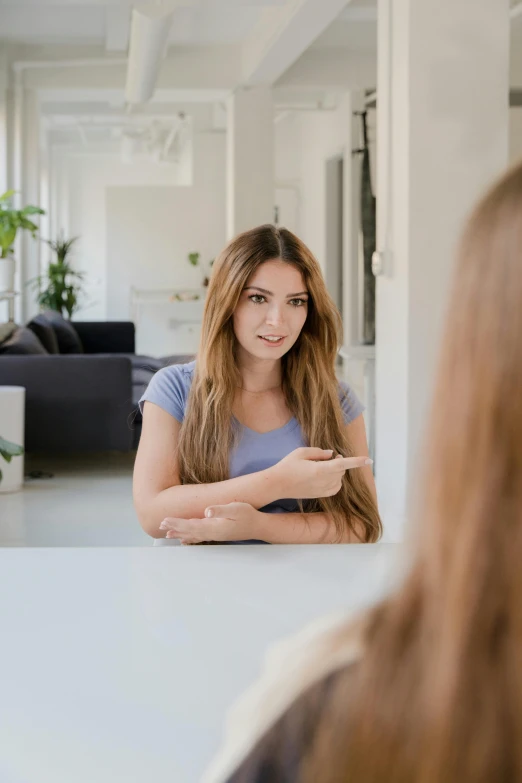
[0,544,401,783]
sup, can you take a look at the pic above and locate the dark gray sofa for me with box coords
[0,311,192,453]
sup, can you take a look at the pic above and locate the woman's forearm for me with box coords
[256,511,363,544]
[145,468,283,537]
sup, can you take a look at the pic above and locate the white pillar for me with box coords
[48,147,70,244]
[0,47,8,196]
[39,141,51,266]
[12,66,24,324]
[21,88,42,320]
[226,86,274,238]
[0,49,9,323]
[375,0,510,540]
[49,146,60,241]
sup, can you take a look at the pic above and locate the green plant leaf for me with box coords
[0,199,44,257]
[188,252,200,266]
[0,436,24,463]
[44,234,79,266]
[18,217,39,233]
[21,205,45,216]
[0,224,16,254]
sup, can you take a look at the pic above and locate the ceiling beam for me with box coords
[38,88,230,107]
[20,47,241,91]
[105,6,132,53]
[242,0,355,86]
[0,0,135,5]
[278,48,377,90]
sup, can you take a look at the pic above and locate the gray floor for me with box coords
[0,452,151,547]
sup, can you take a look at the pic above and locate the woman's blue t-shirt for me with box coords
[139,361,364,537]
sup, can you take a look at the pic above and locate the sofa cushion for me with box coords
[0,326,47,355]
[27,314,60,354]
[38,310,83,354]
[130,356,195,419]
[0,322,18,345]
[160,354,196,366]
[130,355,166,373]
[132,366,156,411]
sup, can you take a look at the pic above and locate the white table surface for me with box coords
[0,545,402,783]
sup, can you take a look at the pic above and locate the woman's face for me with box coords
[233,259,309,362]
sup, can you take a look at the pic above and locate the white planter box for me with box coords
[0,257,15,293]
[0,386,25,494]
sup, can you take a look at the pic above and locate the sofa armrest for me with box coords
[0,355,135,452]
[72,321,136,354]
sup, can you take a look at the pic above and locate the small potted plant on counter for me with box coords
[0,435,24,487]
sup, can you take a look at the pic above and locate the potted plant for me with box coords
[0,190,45,293]
[0,436,23,486]
[30,233,85,319]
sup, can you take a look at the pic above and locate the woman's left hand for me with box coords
[159,502,263,544]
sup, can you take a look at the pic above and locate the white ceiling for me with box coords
[0,0,379,50]
[1,0,518,155]
[0,0,376,152]
[0,0,288,47]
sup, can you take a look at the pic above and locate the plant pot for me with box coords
[0,387,25,494]
[0,257,15,293]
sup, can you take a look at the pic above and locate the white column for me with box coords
[56,150,70,239]
[12,66,24,324]
[48,147,70,244]
[0,49,9,322]
[49,146,60,241]
[226,86,274,238]
[342,89,364,350]
[39,140,51,264]
[375,0,510,540]
[21,88,42,320]
[0,47,8,196]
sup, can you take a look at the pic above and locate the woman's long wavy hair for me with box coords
[301,163,522,781]
[177,224,381,542]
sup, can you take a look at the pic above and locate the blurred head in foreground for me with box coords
[318,162,522,782]
[216,163,522,783]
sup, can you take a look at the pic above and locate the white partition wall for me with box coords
[374,0,510,541]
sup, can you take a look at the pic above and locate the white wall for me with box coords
[374,0,509,541]
[105,137,226,355]
[274,95,357,272]
[295,97,351,265]
[106,135,225,320]
[275,95,375,331]
[63,150,187,320]
[274,112,301,234]
[274,94,370,402]
[60,130,226,322]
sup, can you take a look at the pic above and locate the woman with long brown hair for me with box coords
[133,224,381,544]
[202,164,522,777]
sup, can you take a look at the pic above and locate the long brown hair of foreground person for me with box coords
[304,166,522,780]
[178,225,381,542]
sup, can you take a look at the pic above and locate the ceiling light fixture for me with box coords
[125,3,175,105]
